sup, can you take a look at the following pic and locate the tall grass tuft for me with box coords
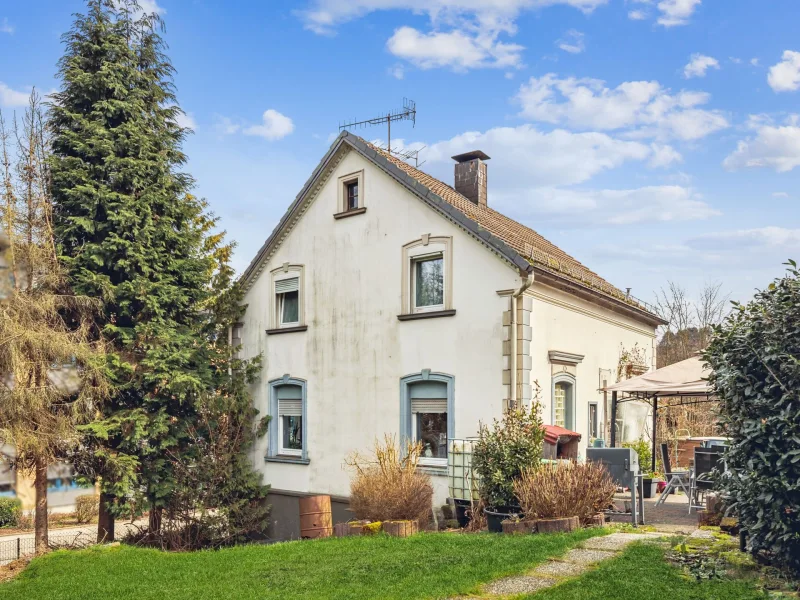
[346,435,433,523]
[514,461,616,524]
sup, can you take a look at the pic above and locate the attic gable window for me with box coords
[346,181,359,210]
[335,170,366,219]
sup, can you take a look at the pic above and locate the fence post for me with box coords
[16,537,20,560]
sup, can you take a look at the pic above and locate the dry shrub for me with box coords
[514,461,616,524]
[346,435,433,523]
[74,494,99,524]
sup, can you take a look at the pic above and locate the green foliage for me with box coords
[704,261,800,575]
[472,402,545,508]
[622,437,654,476]
[0,497,21,528]
[50,0,268,539]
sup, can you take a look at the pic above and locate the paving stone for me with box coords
[689,528,715,540]
[483,575,557,595]
[531,560,588,578]
[561,548,617,565]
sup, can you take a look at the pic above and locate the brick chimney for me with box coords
[452,150,490,207]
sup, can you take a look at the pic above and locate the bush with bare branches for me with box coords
[346,436,433,524]
[514,462,616,525]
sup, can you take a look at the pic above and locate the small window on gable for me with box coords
[412,254,444,312]
[275,276,299,327]
[231,322,244,360]
[346,181,359,211]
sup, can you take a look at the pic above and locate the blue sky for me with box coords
[2,0,800,307]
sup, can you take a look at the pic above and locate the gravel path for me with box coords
[450,529,673,599]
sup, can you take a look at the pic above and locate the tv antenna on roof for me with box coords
[339,98,417,156]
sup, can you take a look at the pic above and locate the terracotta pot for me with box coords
[536,516,579,534]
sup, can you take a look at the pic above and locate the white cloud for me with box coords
[388,63,405,79]
[138,0,165,14]
[656,0,700,27]
[768,50,800,93]
[648,143,683,167]
[0,17,13,34]
[501,185,717,226]
[214,116,241,135]
[687,227,800,253]
[628,9,647,20]
[423,124,652,188]
[299,0,609,35]
[723,118,800,172]
[386,26,523,71]
[175,112,196,130]
[515,74,728,140]
[750,58,759,67]
[773,192,789,198]
[683,53,719,78]
[557,29,585,54]
[0,82,30,107]
[243,110,295,140]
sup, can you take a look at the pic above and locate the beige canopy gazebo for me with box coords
[606,356,715,472]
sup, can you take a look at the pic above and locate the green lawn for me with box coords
[0,529,604,600]
[527,542,769,600]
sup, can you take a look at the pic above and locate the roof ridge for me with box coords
[360,137,634,304]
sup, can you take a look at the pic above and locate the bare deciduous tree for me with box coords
[0,93,109,554]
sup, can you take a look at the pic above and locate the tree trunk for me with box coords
[97,492,115,543]
[148,505,162,535]
[34,457,48,554]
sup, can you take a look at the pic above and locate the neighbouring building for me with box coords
[237,132,664,538]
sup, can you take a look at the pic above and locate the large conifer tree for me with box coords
[49,0,266,538]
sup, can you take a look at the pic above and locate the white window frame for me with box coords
[279,414,303,457]
[400,371,454,472]
[588,402,599,440]
[411,253,445,314]
[401,236,453,316]
[270,264,304,330]
[411,400,448,468]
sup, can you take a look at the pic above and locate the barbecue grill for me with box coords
[587,447,644,526]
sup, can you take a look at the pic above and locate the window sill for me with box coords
[265,455,310,465]
[333,207,367,220]
[417,465,448,477]
[397,309,456,321]
[265,325,308,335]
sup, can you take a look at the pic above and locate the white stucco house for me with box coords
[236,131,664,530]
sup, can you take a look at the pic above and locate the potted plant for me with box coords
[513,461,616,531]
[471,400,545,532]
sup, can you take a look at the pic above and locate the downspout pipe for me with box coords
[510,269,534,410]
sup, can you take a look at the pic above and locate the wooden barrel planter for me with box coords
[383,520,418,538]
[299,495,333,539]
[536,516,579,534]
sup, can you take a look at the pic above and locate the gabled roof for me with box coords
[241,131,664,327]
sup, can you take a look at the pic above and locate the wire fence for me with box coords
[0,530,98,565]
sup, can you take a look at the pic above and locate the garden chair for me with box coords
[688,448,723,514]
[655,443,690,506]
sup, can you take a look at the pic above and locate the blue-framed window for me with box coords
[552,373,576,431]
[267,376,308,462]
[400,370,454,469]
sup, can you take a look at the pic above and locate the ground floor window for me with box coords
[589,402,599,440]
[268,377,307,461]
[400,371,454,469]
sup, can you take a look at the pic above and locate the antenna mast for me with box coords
[339,98,417,156]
